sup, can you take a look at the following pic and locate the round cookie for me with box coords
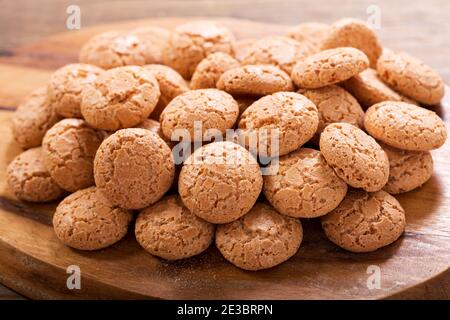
[264,148,348,218]
[321,18,382,67]
[216,202,302,271]
[162,20,235,79]
[128,26,171,64]
[81,66,160,131]
[190,52,240,89]
[42,119,105,192]
[7,147,64,202]
[286,22,330,52]
[242,36,314,74]
[217,64,294,96]
[300,85,364,143]
[135,195,214,260]
[53,187,133,250]
[238,92,319,156]
[321,190,406,253]
[319,122,389,192]
[160,89,238,141]
[48,63,104,118]
[143,64,189,120]
[364,101,447,151]
[379,142,433,194]
[291,47,369,89]
[377,50,445,105]
[234,38,255,62]
[11,87,61,149]
[179,141,262,224]
[94,128,175,209]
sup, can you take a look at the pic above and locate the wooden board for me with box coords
[0,17,449,300]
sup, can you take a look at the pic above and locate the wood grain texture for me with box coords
[0,17,449,300]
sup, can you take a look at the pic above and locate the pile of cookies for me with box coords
[7,19,447,271]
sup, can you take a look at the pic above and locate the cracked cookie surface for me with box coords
[190,52,240,89]
[286,22,330,53]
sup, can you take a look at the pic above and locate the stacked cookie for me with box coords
[7,19,447,271]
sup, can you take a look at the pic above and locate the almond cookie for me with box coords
[190,52,240,89]
[53,187,133,250]
[162,20,235,79]
[321,190,406,253]
[291,47,369,89]
[179,141,262,224]
[238,92,318,156]
[160,89,238,141]
[321,18,382,67]
[129,26,171,64]
[48,63,104,118]
[234,38,255,62]
[364,101,447,151]
[81,66,160,131]
[264,148,347,218]
[11,87,61,149]
[135,195,214,260]
[216,202,302,271]
[320,123,389,192]
[379,142,433,194]
[7,147,64,202]
[300,85,364,143]
[286,22,330,52]
[377,50,445,105]
[143,64,189,120]
[242,36,314,74]
[94,128,175,209]
[42,119,104,192]
[217,65,294,96]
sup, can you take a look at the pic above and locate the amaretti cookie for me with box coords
[162,20,235,79]
[234,38,255,62]
[217,65,294,96]
[238,92,319,156]
[190,52,240,89]
[7,147,64,202]
[129,26,171,64]
[264,148,347,218]
[380,142,433,194]
[135,195,214,260]
[179,141,262,224]
[81,66,160,131]
[42,119,104,192]
[11,87,61,149]
[216,203,302,271]
[48,63,104,118]
[364,101,447,151]
[286,22,330,52]
[320,123,389,192]
[377,50,445,105]
[94,128,175,209]
[53,187,133,250]
[321,190,406,253]
[291,47,369,89]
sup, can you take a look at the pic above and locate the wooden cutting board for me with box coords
[0,17,449,300]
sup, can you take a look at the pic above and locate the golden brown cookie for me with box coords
[364,101,447,151]
[217,64,294,96]
[377,50,445,105]
[264,148,347,218]
[42,119,104,192]
[94,128,175,209]
[286,22,330,52]
[160,89,239,141]
[135,195,214,260]
[291,47,369,89]
[11,87,61,149]
[162,21,235,79]
[234,38,255,62]
[7,147,64,202]
[320,122,389,192]
[81,66,160,131]
[53,187,133,250]
[129,26,171,64]
[238,92,319,156]
[216,202,302,271]
[379,142,433,194]
[321,18,382,67]
[179,141,262,224]
[190,52,240,89]
[321,190,406,253]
